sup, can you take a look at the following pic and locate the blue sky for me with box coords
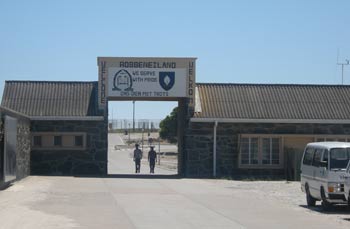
[1,0,349,119]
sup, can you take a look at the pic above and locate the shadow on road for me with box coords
[299,204,350,215]
[0,182,12,191]
[74,174,182,179]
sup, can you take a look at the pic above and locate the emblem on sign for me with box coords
[159,72,175,91]
[113,69,133,91]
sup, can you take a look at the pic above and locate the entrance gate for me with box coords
[97,57,196,175]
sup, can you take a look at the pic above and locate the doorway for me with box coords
[107,100,185,176]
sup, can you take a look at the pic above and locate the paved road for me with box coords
[108,133,177,175]
[1,176,350,229]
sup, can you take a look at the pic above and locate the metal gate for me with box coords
[3,116,17,183]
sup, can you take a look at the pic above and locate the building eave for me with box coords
[0,106,31,120]
[30,116,105,121]
[190,118,350,124]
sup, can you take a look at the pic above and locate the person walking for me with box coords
[133,144,143,173]
[148,146,157,173]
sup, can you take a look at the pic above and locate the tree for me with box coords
[159,107,178,143]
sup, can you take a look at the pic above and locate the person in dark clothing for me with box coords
[133,144,143,173]
[148,146,157,173]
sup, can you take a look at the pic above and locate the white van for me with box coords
[343,162,350,202]
[300,142,350,210]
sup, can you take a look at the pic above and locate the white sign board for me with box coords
[107,67,187,98]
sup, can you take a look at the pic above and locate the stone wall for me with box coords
[0,118,3,183]
[30,119,108,176]
[0,108,31,185]
[16,118,31,180]
[184,122,350,178]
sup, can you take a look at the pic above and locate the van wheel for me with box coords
[321,187,332,211]
[305,184,316,207]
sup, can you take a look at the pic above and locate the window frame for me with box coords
[261,137,280,165]
[239,135,283,169]
[31,132,86,150]
[240,137,259,165]
[239,134,350,169]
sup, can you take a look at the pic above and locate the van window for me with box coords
[312,148,323,167]
[303,147,314,165]
[323,150,329,162]
[330,148,350,170]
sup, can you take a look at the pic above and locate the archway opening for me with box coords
[107,100,185,176]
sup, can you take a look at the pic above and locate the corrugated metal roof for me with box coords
[1,81,100,117]
[194,83,350,120]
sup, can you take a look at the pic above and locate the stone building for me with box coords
[1,81,107,176]
[2,58,350,181]
[187,83,350,180]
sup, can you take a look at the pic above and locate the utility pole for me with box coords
[141,128,144,152]
[338,59,349,84]
[111,108,114,131]
[132,101,135,132]
[128,123,130,144]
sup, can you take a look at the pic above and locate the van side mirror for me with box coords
[320,161,328,168]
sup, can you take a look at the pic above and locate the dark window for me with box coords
[329,148,350,170]
[312,148,323,167]
[54,136,62,146]
[303,147,314,165]
[75,135,83,147]
[323,150,329,162]
[33,136,42,147]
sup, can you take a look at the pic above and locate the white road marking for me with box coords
[118,135,125,145]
